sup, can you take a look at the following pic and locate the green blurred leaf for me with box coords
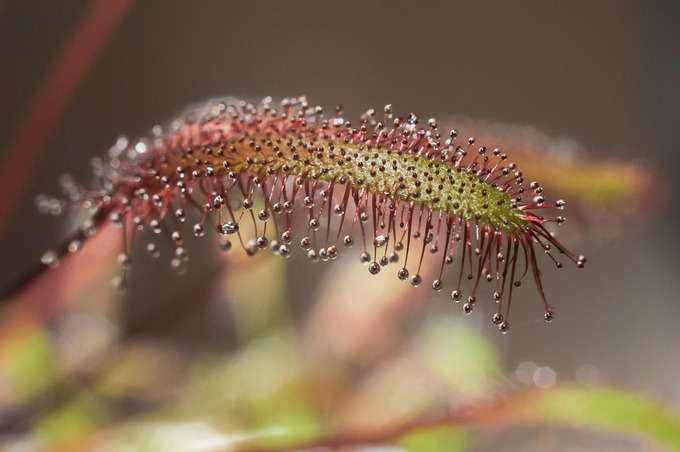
[398,425,466,452]
[35,392,100,447]
[510,385,680,451]
[5,329,57,397]
[418,318,502,395]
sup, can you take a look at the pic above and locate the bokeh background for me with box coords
[0,1,679,450]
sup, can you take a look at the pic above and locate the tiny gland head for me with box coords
[40,96,585,333]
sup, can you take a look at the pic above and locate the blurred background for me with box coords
[0,1,679,450]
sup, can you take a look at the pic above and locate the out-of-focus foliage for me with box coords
[1,242,679,452]
[445,116,658,241]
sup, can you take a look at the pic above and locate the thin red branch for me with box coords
[0,0,134,237]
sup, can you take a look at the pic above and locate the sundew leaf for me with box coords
[507,385,680,451]
[443,116,657,238]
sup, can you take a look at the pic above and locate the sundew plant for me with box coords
[0,2,678,451]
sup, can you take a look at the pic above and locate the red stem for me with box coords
[0,0,134,237]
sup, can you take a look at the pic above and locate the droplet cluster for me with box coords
[39,96,585,332]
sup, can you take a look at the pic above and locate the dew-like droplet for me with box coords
[368,262,380,274]
[343,235,353,247]
[410,274,422,287]
[258,209,270,221]
[67,239,83,253]
[388,252,399,264]
[303,196,314,208]
[170,257,187,275]
[307,249,318,262]
[150,219,162,234]
[81,220,96,237]
[359,252,371,264]
[117,253,132,269]
[492,312,503,324]
[111,275,126,291]
[432,279,442,292]
[133,216,144,230]
[498,321,510,333]
[397,267,409,280]
[283,201,294,213]
[41,250,59,268]
[153,194,164,207]
[379,256,388,266]
[451,289,462,301]
[174,246,188,261]
[146,242,160,258]
[245,238,258,256]
[110,213,123,227]
[300,237,311,249]
[213,195,224,209]
[319,248,329,261]
[257,237,269,249]
[327,245,338,259]
[556,199,566,210]
[309,218,320,230]
[219,240,232,251]
[220,222,239,235]
[373,235,387,247]
[171,231,183,245]
[463,302,473,314]
[175,208,186,222]
[193,223,205,237]
[279,244,291,258]
[577,255,586,268]
[544,310,554,322]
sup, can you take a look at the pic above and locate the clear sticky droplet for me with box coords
[373,235,387,247]
[41,250,59,268]
[220,222,239,235]
[67,240,83,253]
[146,242,160,258]
[359,252,371,264]
[186,223,200,237]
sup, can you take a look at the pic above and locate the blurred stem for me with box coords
[0,0,134,236]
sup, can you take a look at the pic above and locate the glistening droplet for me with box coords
[41,250,59,268]
[220,222,239,235]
